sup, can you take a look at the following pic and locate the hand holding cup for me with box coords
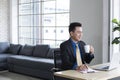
[84,45,94,53]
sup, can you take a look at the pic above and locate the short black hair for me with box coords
[69,22,82,33]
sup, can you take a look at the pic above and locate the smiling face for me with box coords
[70,27,83,42]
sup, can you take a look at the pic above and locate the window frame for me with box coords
[17,0,70,47]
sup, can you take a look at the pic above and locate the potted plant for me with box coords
[112,18,120,44]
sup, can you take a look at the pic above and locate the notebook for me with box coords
[93,52,120,71]
[80,67,98,73]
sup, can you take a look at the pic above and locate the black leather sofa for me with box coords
[0,42,59,80]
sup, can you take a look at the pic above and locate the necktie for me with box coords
[76,44,82,66]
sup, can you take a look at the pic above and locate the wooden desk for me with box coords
[54,64,120,80]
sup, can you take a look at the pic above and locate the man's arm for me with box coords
[84,53,94,63]
[79,41,94,64]
[60,43,74,70]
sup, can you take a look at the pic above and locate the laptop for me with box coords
[93,52,120,71]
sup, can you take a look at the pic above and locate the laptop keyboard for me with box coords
[102,66,109,69]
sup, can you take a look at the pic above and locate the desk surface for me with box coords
[54,64,120,80]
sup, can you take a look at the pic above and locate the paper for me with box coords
[79,67,98,74]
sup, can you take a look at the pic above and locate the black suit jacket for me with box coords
[60,39,94,70]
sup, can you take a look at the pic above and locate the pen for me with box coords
[87,71,95,73]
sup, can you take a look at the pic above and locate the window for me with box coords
[18,0,70,47]
[111,0,120,53]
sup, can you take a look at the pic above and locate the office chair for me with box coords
[51,48,73,80]
[51,48,61,80]
[51,48,61,72]
[53,48,62,71]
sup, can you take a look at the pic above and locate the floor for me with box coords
[0,70,43,80]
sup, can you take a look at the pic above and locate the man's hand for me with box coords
[90,45,94,53]
[76,64,88,71]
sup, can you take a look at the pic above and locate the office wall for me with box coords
[0,0,9,42]
[70,0,109,65]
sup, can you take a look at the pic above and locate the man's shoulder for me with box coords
[79,40,85,43]
[78,40,86,45]
[60,39,71,46]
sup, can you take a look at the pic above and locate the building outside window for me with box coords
[18,0,70,47]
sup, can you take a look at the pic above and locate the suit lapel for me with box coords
[67,39,75,58]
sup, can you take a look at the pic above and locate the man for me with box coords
[60,22,94,71]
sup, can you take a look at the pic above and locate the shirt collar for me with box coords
[70,38,78,44]
[70,38,77,46]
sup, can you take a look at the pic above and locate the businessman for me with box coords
[60,22,94,71]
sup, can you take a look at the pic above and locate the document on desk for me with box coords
[79,67,98,74]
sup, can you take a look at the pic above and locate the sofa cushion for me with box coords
[33,45,50,58]
[46,48,54,59]
[0,42,10,53]
[7,55,54,70]
[19,45,35,56]
[46,48,60,59]
[7,44,22,55]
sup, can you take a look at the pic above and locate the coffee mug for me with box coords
[84,45,90,53]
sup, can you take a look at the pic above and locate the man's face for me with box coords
[70,27,83,42]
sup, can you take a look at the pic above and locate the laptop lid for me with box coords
[93,52,120,71]
[108,52,120,70]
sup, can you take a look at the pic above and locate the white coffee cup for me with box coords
[84,45,90,53]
